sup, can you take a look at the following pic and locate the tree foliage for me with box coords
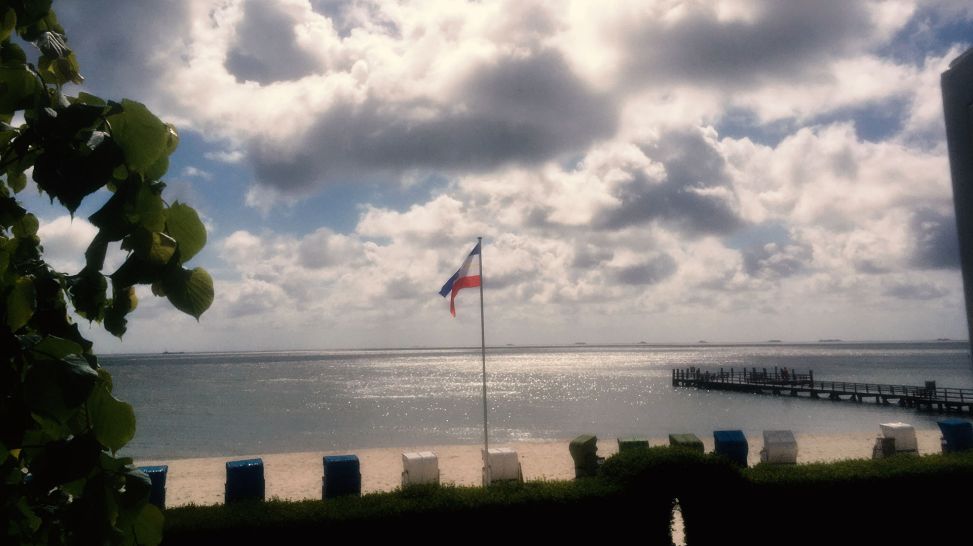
[0,1,213,544]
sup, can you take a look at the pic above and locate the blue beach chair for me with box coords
[137,465,168,509]
[713,430,748,467]
[323,455,361,499]
[938,419,973,453]
[225,458,265,503]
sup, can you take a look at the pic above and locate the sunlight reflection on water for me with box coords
[104,343,972,458]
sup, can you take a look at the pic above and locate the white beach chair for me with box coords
[759,430,798,464]
[481,447,523,486]
[401,451,440,486]
[879,422,918,454]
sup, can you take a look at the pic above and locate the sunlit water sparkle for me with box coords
[102,343,973,459]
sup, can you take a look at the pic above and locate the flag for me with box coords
[439,242,481,317]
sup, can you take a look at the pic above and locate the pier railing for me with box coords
[672,367,973,405]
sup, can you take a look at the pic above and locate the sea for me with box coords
[102,342,973,460]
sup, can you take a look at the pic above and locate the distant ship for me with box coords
[936,338,952,342]
[574,342,587,345]
[818,339,842,343]
[767,339,782,343]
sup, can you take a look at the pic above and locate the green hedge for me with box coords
[161,449,973,545]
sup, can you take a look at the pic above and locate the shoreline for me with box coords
[136,428,945,508]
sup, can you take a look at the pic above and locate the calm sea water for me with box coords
[102,342,973,459]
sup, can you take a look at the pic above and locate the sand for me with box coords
[135,428,946,508]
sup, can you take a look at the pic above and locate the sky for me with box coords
[20,0,973,352]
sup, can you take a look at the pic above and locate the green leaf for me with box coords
[0,40,27,65]
[164,123,179,155]
[0,64,39,116]
[124,229,176,265]
[86,384,136,452]
[165,267,214,319]
[0,8,15,43]
[75,92,107,107]
[69,267,108,320]
[12,0,54,41]
[105,284,137,338]
[12,212,38,237]
[166,202,206,262]
[6,275,34,330]
[143,152,168,181]
[38,51,83,85]
[97,368,113,392]
[32,335,84,359]
[24,355,99,421]
[133,182,165,232]
[107,99,169,174]
[128,504,163,546]
[147,232,176,264]
[8,170,26,193]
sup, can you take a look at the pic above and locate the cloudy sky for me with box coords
[23,0,973,351]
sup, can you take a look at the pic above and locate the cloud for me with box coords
[596,127,744,236]
[204,149,246,163]
[883,279,949,300]
[618,1,902,89]
[246,48,616,191]
[181,166,213,180]
[743,242,813,280]
[610,254,677,285]
[37,216,98,274]
[225,0,323,84]
[45,1,973,349]
[910,207,960,269]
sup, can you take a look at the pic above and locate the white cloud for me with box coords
[37,216,98,274]
[49,1,972,348]
[181,166,213,180]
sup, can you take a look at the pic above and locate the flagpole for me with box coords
[477,236,489,454]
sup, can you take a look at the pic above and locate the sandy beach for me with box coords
[136,428,945,507]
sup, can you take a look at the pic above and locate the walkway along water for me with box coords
[672,367,973,414]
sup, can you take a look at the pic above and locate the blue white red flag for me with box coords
[439,242,481,317]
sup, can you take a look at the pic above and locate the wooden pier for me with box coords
[672,367,973,415]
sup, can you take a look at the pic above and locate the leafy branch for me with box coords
[1,2,213,544]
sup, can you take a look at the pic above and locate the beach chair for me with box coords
[569,434,604,478]
[713,430,748,467]
[938,419,973,453]
[137,465,168,509]
[323,455,361,499]
[668,433,704,454]
[617,436,650,452]
[401,451,439,486]
[225,458,265,503]
[759,430,798,464]
[879,422,918,455]
[482,447,522,486]
[872,437,896,459]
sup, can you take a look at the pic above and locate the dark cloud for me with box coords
[743,242,812,279]
[55,1,190,101]
[597,129,744,236]
[572,244,614,269]
[911,208,960,269]
[622,0,876,88]
[884,281,948,300]
[250,49,616,191]
[225,0,322,84]
[610,254,677,285]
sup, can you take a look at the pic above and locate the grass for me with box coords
[161,448,973,545]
